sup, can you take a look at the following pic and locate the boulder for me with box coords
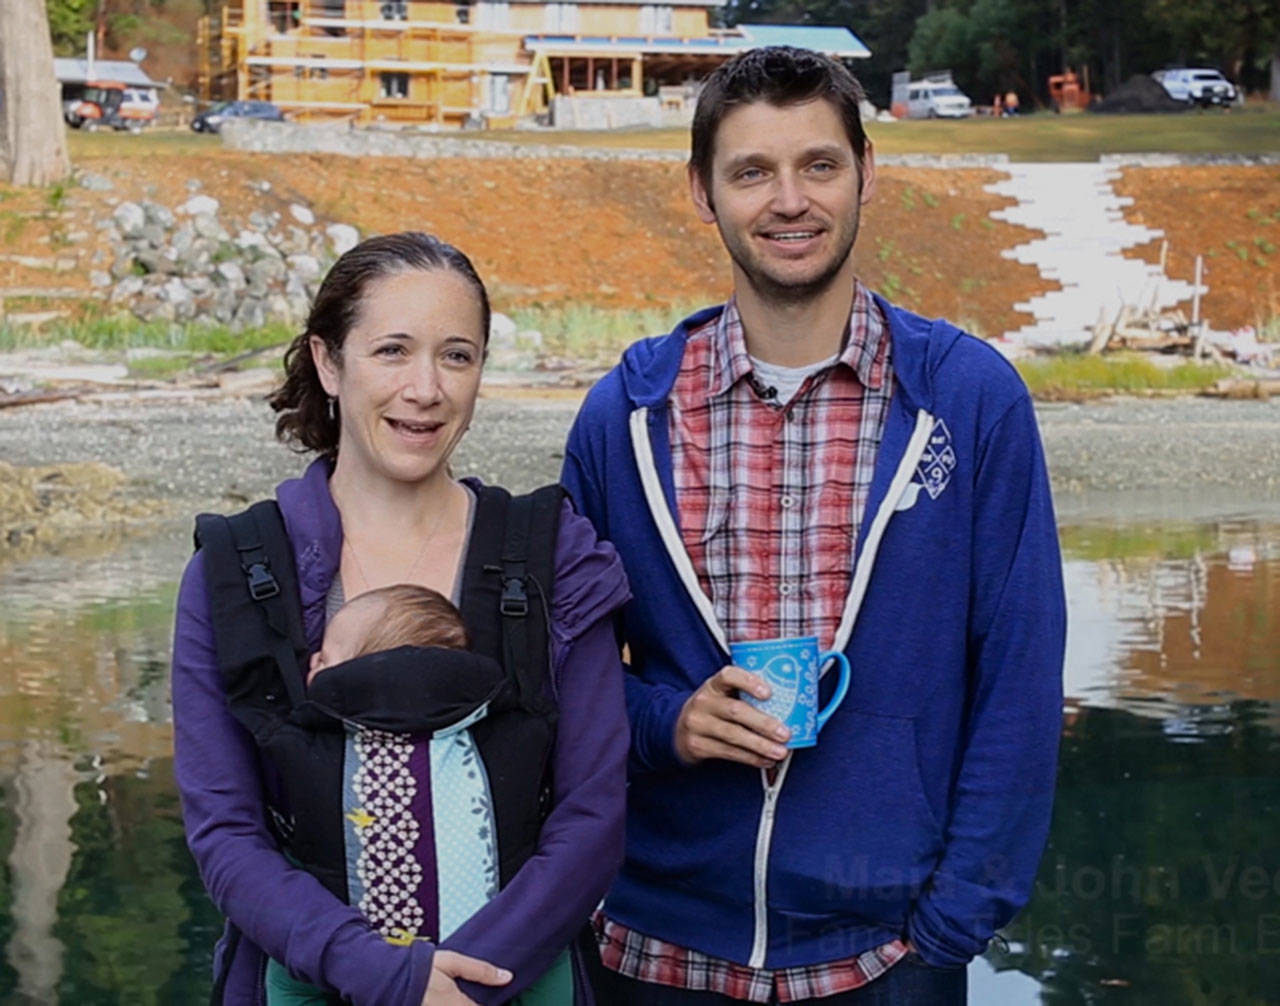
[142,201,176,230]
[209,288,238,324]
[171,224,196,257]
[247,256,287,286]
[286,253,322,281]
[184,275,214,297]
[215,261,248,290]
[112,202,146,238]
[326,223,360,256]
[232,298,268,330]
[289,203,316,225]
[180,194,221,216]
[134,297,176,323]
[193,213,229,241]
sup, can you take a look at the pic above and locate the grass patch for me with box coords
[125,354,199,379]
[1016,352,1233,399]
[478,105,1280,163]
[0,312,294,356]
[66,128,221,160]
[506,302,700,367]
[1059,522,1220,562]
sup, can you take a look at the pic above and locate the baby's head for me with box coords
[309,583,468,681]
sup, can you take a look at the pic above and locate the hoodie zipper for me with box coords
[631,404,936,969]
[748,758,790,967]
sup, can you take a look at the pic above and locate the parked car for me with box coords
[1153,68,1238,107]
[906,79,974,119]
[191,100,285,133]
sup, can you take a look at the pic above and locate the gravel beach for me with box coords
[1,390,1278,532]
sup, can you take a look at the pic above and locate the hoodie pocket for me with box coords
[770,709,943,922]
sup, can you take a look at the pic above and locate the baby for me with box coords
[307,582,468,685]
[269,584,571,1006]
[270,582,467,1006]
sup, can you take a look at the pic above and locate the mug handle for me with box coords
[815,650,851,734]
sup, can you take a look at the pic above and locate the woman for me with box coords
[172,233,630,1005]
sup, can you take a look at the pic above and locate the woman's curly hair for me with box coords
[269,232,491,459]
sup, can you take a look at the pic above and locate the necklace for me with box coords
[342,484,456,594]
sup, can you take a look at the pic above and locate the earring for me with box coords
[327,396,336,421]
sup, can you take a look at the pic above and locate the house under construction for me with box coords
[197,1,869,128]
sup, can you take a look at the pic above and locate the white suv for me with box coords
[1154,68,1238,107]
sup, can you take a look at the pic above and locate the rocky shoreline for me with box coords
[1,391,1277,559]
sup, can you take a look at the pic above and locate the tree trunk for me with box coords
[1271,49,1280,103]
[0,0,72,187]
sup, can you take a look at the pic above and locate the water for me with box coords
[0,517,1276,1004]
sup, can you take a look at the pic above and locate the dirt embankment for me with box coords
[3,147,1275,337]
[4,148,1044,335]
[1115,166,1280,331]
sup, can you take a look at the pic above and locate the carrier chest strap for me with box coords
[501,486,562,711]
[230,504,308,709]
[195,500,309,712]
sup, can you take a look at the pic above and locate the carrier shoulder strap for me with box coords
[194,500,309,713]
[461,484,564,713]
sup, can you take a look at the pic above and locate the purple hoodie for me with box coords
[172,459,630,1005]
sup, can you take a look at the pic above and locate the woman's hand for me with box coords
[420,950,512,1005]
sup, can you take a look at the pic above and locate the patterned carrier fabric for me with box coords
[341,704,499,943]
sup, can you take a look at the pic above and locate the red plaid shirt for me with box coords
[600,283,907,1001]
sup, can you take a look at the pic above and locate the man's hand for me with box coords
[420,950,512,1006]
[674,666,791,767]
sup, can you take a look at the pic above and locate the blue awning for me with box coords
[738,24,871,59]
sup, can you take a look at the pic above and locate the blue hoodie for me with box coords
[561,297,1065,971]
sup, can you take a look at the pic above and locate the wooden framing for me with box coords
[196,2,856,127]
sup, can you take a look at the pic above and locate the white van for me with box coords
[906,80,974,119]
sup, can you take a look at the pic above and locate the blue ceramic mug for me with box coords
[730,636,851,749]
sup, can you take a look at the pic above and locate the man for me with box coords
[561,46,1064,1005]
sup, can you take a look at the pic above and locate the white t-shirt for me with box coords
[747,353,838,406]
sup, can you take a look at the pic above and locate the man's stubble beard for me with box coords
[718,207,863,310]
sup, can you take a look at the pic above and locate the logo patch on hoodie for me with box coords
[916,418,956,500]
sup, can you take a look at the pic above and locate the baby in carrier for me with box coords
[266,584,569,1006]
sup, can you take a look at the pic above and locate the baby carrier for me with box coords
[195,484,564,996]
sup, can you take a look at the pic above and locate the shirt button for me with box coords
[779,582,795,596]
[780,495,796,509]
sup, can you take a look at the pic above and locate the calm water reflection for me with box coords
[0,519,1276,1004]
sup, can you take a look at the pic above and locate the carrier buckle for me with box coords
[246,561,280,601]
[500,576,528,617]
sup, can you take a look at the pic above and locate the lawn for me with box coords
[481,104,1280,162]
[66,103,1279,163]
[66,128,221,159]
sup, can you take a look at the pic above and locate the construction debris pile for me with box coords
[94,191,360,330]
[1091,75,1189,115]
